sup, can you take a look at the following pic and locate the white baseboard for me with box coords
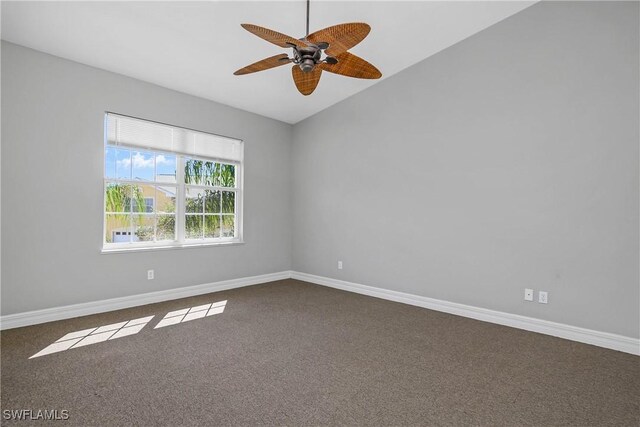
[291,271,640,356]
[3,270,638,356]
[0,271,292,330]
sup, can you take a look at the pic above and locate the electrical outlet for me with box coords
[147,269,154,280]
[337,261,343,270]
[538,291,548,304]
[524,288,534,301]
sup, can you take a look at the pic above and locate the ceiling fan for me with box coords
[233,0,382,96]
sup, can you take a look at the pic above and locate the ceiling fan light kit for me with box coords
[234,0,381,96]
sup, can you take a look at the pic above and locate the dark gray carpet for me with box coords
[1,279,639,426]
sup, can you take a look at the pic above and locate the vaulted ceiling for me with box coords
[1,1,535,124]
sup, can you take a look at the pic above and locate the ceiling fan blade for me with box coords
[234,54,291,75]
[319,52,382,79]
[292,65,322,96]
[306,23,371,56]
[241,24,308,49]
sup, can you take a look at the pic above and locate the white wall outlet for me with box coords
[337,261,343,270]
[538,291,548,304]
[147,269,154,280]
[524,288,534,301]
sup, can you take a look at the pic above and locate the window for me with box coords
[144,198,154,213]
[103,113,243,250]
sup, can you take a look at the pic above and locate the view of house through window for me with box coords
[104,113,243,249]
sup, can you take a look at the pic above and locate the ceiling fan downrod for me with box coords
[306,0,310,37]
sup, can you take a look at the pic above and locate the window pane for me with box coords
[144,198,154,213]
[156,153,176,183]
[202,161,217,186]
[219,164,236,188]
[105,146,117,178]
[221,191,235,214]
[156,186,176,214]
[156,215,175,241]
[205,190,221,213]
[184,159,221,185]
[130,185,150,213]
[131,151,154,182]
[106,214,131,243]
[185,215,203,239]
[185,187,204,213]
[221,215,235,238]
[105,183,131,213]
[132,215,154,242]
[184,159,203,185]
[115,148,131,179]
[204,215,220,239]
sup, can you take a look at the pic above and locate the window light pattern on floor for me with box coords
[30,316,154,359]
[154,300,227,329]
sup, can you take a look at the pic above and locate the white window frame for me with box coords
[102,114,243,252]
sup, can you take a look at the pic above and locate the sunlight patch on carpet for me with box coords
[154,300,227,329]
[30,316,154,359]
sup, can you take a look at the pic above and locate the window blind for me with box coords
[105,113,243,163]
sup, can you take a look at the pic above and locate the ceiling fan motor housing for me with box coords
[295,45,322,72]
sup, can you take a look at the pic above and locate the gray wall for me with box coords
[292,1,639,338]
[1,41,293,315]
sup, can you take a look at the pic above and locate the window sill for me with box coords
[100,240,244,254]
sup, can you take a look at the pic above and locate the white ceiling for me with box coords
[1,1,534,124]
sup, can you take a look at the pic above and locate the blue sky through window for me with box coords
[131,151,154,181]
[116,148,131,179]
[105,146,116,178]
[156,154,176,181]
[105,146,176,182]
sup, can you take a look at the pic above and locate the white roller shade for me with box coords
[106,113,243,163]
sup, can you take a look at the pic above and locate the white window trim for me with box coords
[102,114,244,253]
